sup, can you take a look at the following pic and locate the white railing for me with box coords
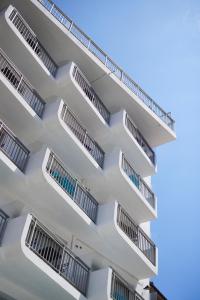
[37,0,175,130]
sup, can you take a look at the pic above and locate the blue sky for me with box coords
[54,1,200,299]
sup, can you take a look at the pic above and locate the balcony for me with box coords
[0,48,45,118]
[43,100,104,179]
[117,205,156,266]
[0,145,99,240]
[61,103,104,167]
[46,151,98,223]
[121,155,155,210]
[9,8,57,76]
[0,5,57,90]
[111,272,144,300]
[125,113,155,165]
[99,110,156,177]
[98,201,157,279]
[88,268,144,300]
[0,121,29,172]
[7,0,176,146]
[97,150,156,223]
[72,66,110,124]
[0,214,89,300]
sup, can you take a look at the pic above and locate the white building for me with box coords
[0,1,176,300]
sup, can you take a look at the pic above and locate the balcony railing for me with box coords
[125,114,155,165]
[46,152,98,222]
[26,216,89,295]
[111,271,144,300]
[121,155,155,209]
[72,66,110,124]
[9,8,57,76]
[0,210,8,243]
[0,122,30,172]
[61,104,104,168]
[0,49,45,118]
[37,0,175,130]
[117,205,156,265]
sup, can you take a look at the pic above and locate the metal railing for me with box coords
[26,216,89,295]
[121,155,155,209]
[0,210,8,243]
[9,8,57,76]
[72,66,110,124]
[61,104,104,168]
[0,122,30,172]
[0,49,45,118]
[125,114,155,165]
[111,271,144,300]
[117,205,156,265]
[46,152,98,222]
[37,0,175,130]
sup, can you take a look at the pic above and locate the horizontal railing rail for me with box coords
[0,48,45,118]
[0,210,8,243]
[111,271,144,300]
[46,152,98,222]
[9,8,57,76]
[26,216,89,295]
[117,205,156,265]
[37,0,175,130]
[61,104,104,168]
[125,114,155,165]
[0,122,30,172]
[121,155,155,209]
[72,66,110,123]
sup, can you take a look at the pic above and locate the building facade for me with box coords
[0,1,176,300]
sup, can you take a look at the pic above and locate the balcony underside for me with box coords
[0,215,86,300]
[0,75,42,144]
[0,0,176,147]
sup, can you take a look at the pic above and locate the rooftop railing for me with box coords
[9,8,57,76]
[26,216,89,295]
[0,48,45,118]
[111,271,144,300]
[73,66,110,123]
[0,122,30,172]
[121,155,155,209]
[61,104,104,168]
[117,205,156,265]
[125,113,155,165]
[46,152,98,222]
[37,0,175,130]
[0,210,8,243]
